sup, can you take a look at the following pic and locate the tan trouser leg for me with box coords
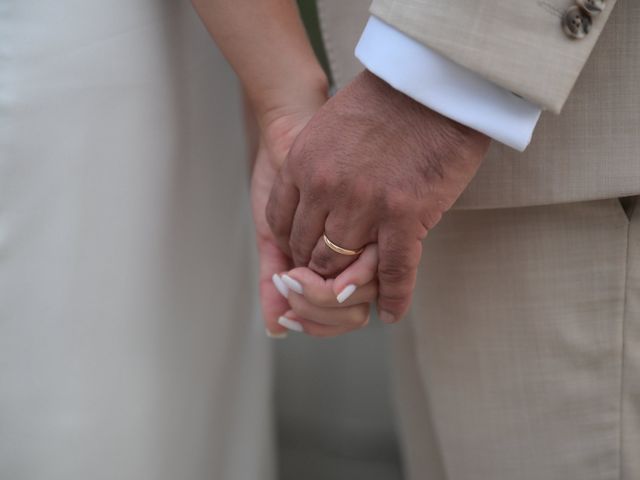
[393,198,639,480]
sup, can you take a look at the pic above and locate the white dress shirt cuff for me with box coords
[355,16,542,152]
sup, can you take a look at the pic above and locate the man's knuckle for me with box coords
[348,180,372,202]
[379,289,409,306]
[311,251,327,268]
[308,172,334,194]
[381,192,416,217]
[310,262,332,279]
[311,249,331,268]
[291,255,308,268]
[289,242,306,259]
[383,247,409,264]
[379,262,412,281]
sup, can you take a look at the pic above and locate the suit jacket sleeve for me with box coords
[369,0,618,113]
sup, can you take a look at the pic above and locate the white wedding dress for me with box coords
[0,2,274,479]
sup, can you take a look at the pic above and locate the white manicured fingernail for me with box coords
[266,329,288,339]
[281,274,303,294]
[278,316,304,333]
[336,284,357,304]
[272,274,289,298]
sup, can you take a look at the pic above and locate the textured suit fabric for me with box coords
[315,1,640,478]
[316,0,640,209]
[0,2,274,479]
[392,197,639,480]
[369,0,618,113]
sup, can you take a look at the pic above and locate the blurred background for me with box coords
[274,3,403,480]
[275,322,402,480]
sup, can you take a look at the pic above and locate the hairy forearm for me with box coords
[192,0,327,125]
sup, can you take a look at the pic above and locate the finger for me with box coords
[332,244,379,303]
[285,289,371,327]
[277,310,369,338]
[307,211,374,278]
[376,224,423,324]
[265,170,299,256]
[289,193,329,267]
[282,268,378,307]
[257,238,293,338]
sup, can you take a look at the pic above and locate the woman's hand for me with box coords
[251,89,326,338]
[273,245,379,338]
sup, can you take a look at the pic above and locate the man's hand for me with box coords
[266,70,491,324]
[252,128,377,339]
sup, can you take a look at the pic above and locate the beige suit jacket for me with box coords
[316,0,640,208]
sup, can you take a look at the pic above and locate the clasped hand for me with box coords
[256,71,490,338]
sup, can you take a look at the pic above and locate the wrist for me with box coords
[359,69,490,150]
[252,63,329,130]
[254,65,328,168]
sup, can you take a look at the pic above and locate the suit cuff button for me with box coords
[563,5,593,39]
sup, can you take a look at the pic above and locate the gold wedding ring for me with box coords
[323,233,364,256]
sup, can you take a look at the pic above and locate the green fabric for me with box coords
[297,0,333,84]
